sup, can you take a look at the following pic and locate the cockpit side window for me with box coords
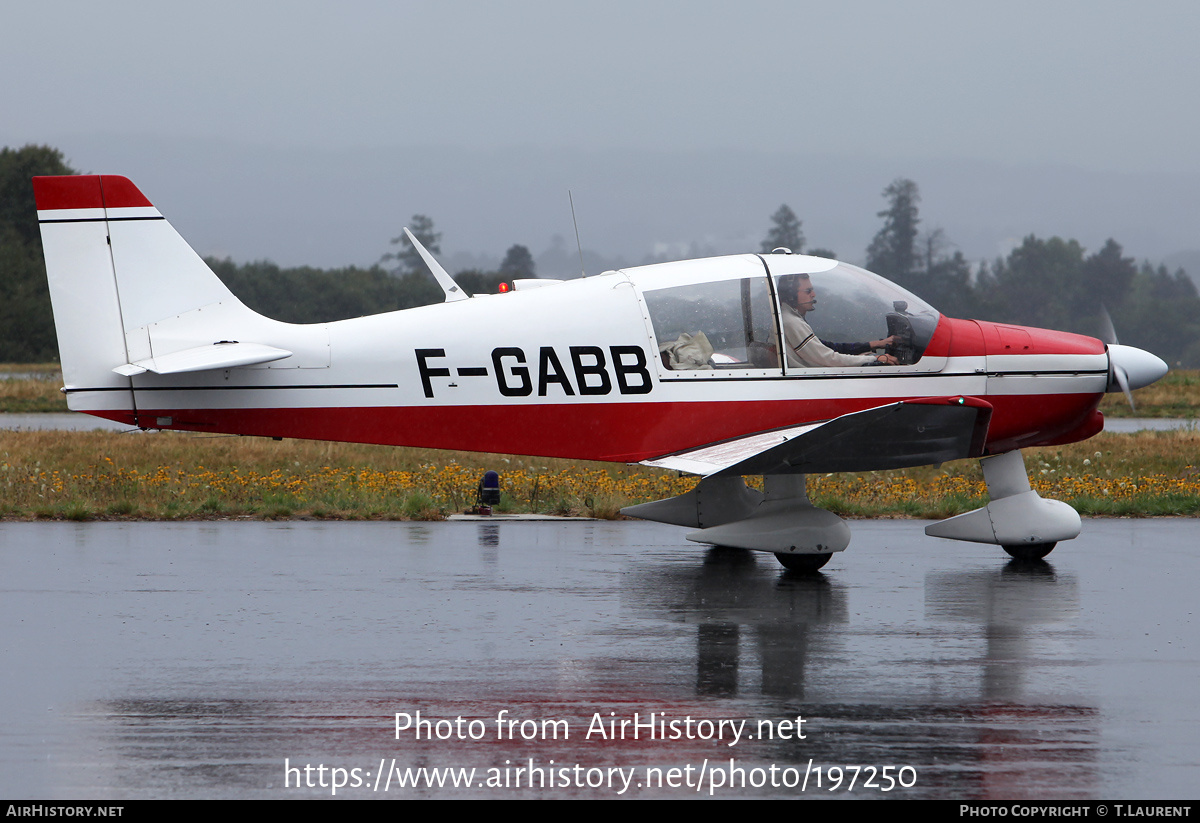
[643,276,779,371]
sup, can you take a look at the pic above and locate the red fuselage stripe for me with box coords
[89,391,1103,462]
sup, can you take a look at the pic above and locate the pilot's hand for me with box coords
[874,353,899,365]
[870,335,900,349]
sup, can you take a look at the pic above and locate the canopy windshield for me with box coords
[768,261,940,367]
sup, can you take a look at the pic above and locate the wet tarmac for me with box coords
[0,413,129,431]
[1,518,1196,799]
[1103,418,1198,433]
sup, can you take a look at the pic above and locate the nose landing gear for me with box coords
[926,450,1080,560]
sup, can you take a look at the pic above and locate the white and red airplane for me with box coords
[33,174,1167,571]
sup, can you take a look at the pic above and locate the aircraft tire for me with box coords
[774,552,832,573]
[1002,542,1056,561]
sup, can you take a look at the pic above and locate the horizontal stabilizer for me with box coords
[114,342,293,376]
[642,396,992,476]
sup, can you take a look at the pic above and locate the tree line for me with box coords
[0,145,75,361]
[2,145,1197,366]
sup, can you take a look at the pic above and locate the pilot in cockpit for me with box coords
[779,273,899,367]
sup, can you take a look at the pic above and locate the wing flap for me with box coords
[642,396,992,477]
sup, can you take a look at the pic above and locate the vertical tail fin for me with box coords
[33,175,250,417]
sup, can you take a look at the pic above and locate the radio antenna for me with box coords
[569,190,586,278]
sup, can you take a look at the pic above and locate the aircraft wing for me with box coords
[640,396,993,477]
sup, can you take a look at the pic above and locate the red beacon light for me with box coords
[498,282,510,293]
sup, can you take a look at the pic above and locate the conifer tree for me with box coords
[761,204,804,253]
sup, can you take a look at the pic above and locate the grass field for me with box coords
[1098,368,1200,418]
[0,365,67,413]
[1,426,1197,521]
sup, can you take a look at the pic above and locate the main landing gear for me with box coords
[773,552,833,573]
[622,475,848,573]
[1002,542,1057,561]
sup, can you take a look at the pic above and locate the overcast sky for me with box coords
[4,1,1199,269]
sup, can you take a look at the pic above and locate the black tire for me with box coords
[774,552,832,572]
[1002,542,1056,561]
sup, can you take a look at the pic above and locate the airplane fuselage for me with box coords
[71,266,1107,462]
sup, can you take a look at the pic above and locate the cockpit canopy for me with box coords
[631,255,940,373]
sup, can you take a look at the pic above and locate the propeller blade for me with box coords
[1098,304,1119,346]
[1100,309,1165,411]
[1114,362,1134,411]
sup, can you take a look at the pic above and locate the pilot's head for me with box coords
[780,273,818,315]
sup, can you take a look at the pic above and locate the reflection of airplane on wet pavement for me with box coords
[33,175,1167,570]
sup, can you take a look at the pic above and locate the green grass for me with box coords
[0,427,1198,521]
[0,373,67,412]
